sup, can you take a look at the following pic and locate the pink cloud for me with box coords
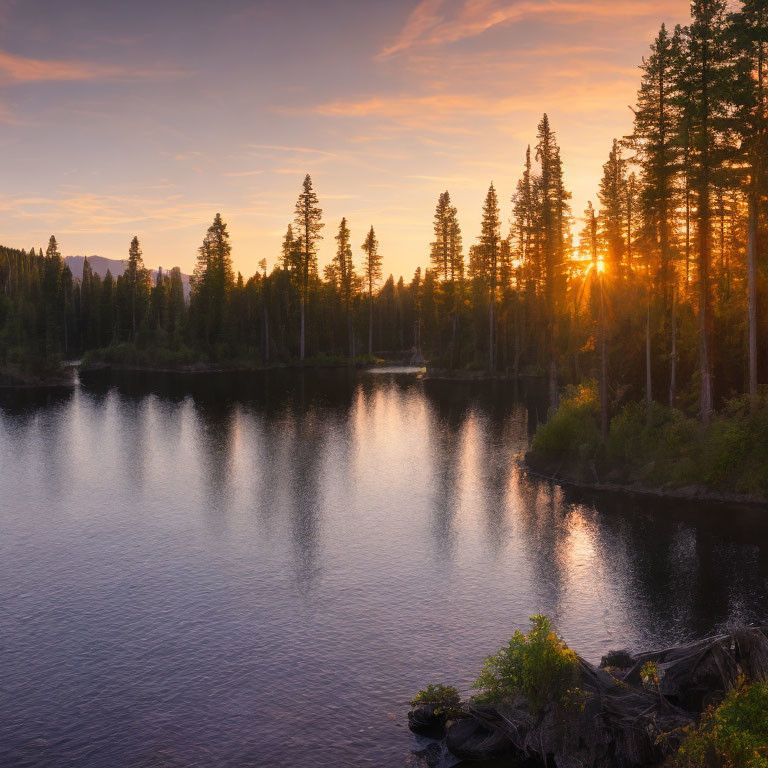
[0,48,183,83]
[379,0,684,57]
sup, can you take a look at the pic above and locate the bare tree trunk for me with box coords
[368,294,373,356]
[600,285,608,440]
[263,303,269,363]
[549,361,558,415]
[669,286,677,408]
[64,296,69,356]
[348,310,355,361]
[513,299,521,379]
[450,311,457,371]
[488,298,495,373]
[748,195,758,412]
[300,297,305,361]
[698,188,713,425]
[646,292,653,420]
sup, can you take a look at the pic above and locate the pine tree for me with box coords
[191,213,234,348]
[43,235,62,357]
[634,23,681,299]
[448,204,464,282]
[677,0,734,423]
[281,224,299,274]
[479,183,501,371]
[512,145,540,289]
[580,202,599,266]
[598,139,626,272]
[535,114,571,407]
[335,217,357,358]
[125,235,146,339]
[361,225,382,356]
[732,1,768,410]
[293,174,323,360]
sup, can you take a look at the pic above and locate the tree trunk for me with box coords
[450,311,457,371]
[698,191,712,425]
[669,286,677,408]
[300,297,305,361]
[548,361,558,415]
[488,297,495,373]
[600,285,608,440]
[646,294,652,420]
[513,300,521,379]
[263,303,269,363]
[348,310,355,361]
[748,194,758,412]
[368,294,373,356]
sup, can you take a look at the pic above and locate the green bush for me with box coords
[671,677,768,768]
[531,384,768,497]
[84,342,200,368]
[411,684,461,708]
[529,383,601,467]
[474,615,581,715]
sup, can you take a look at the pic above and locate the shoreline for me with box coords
[78,360,407,376]
[0,364,76,390]
[521,456,768,508]
[424,367,544,382]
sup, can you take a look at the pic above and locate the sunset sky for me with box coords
[0,0,693,279]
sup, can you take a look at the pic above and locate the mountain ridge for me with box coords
[64,255,191,298]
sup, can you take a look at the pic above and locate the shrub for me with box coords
[410,684,462,718]
[671,677,768,768]
[411,684,460,706]
[529,383,601,467]
[474,615,581,715]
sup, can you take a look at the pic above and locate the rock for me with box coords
[445,717,514,762]
[410,742,443,768]
[600,649,635,669]
[408,704,448,737]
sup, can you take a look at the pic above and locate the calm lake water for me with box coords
[1,368,767,767]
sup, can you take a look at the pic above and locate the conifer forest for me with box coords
[2,0,768,430]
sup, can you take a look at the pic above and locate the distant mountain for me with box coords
[64,255,191,298]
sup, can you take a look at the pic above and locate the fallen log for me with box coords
[409,626,768,768]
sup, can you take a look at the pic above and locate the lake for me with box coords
[1,368,767,767]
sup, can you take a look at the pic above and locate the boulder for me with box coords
[408,704,448,737]
[445,717,514,762]
[600,649,635,670]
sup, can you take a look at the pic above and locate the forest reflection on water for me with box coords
[0,368,766,767]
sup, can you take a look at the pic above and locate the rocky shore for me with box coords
[408,627,768,768]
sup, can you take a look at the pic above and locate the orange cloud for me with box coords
[312,79,637,131]
[248,144,338,157]
[0,48,182,83]
[379,0,682,57]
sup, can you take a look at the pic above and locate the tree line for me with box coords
[1,0,766,426]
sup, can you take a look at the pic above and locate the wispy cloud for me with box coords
[248,144,338,157]
[379,0,678,58]
[311,78,636,132]
[0,47,184,83]
[224,169,265,178]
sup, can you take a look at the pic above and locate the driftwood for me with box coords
[409,626,768,768]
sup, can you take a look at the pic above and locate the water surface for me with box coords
[1,369,767,767]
